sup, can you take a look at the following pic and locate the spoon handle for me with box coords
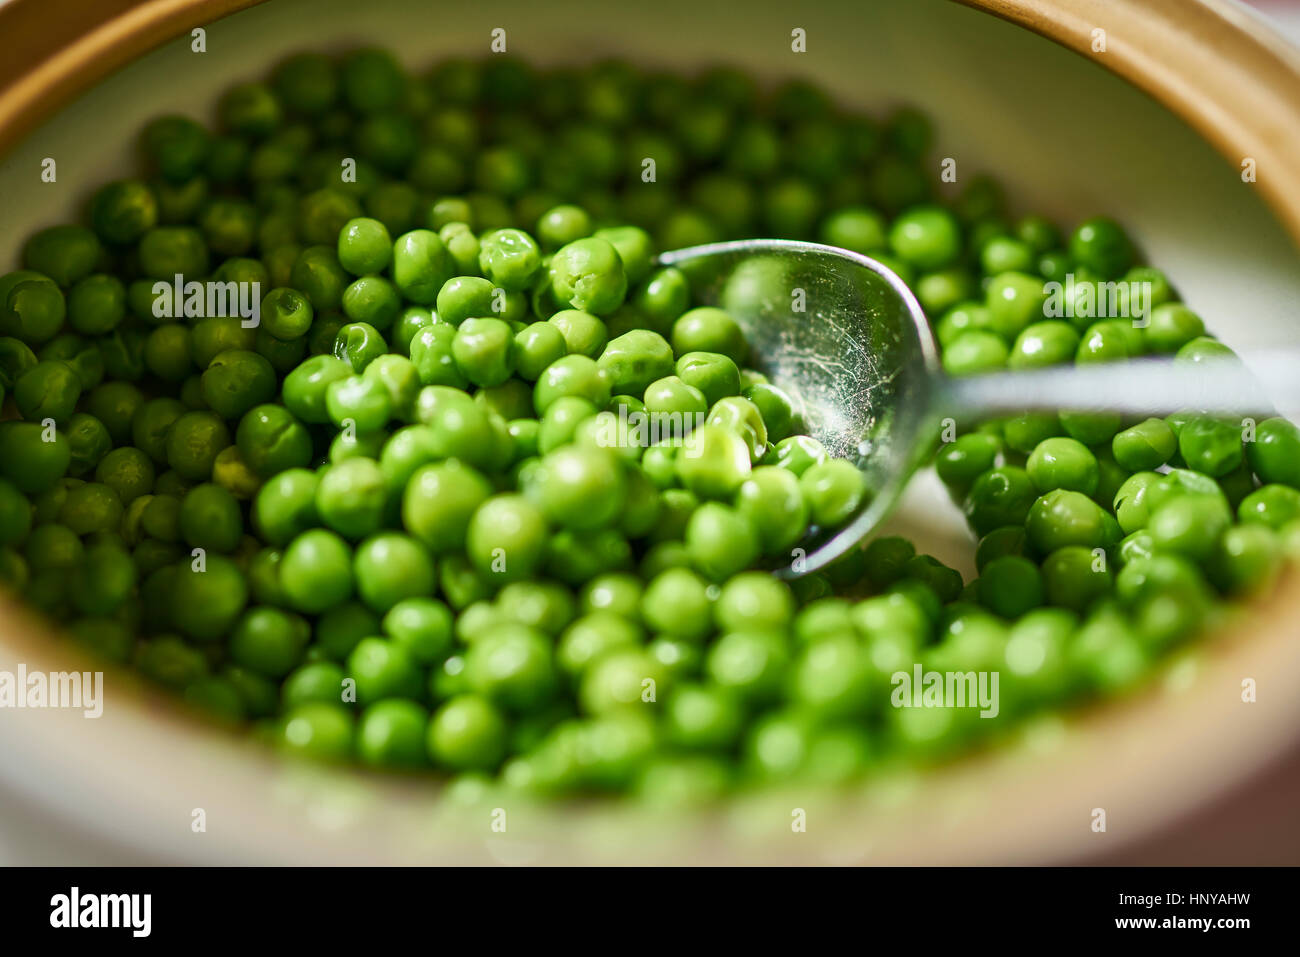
[939,351,1300,420]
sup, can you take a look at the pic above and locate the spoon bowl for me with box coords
[660,239,941,578]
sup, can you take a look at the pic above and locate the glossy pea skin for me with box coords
[984,271,1046,340]
[252,468,319,546]
[533,354,611,414]
[1144,303,1205,353]
[1112,417,1177,472]
[942,330,1007,376]
[1246,417,1300,488]
[337,217,393,276]
[685,503,759,581]
[466,494,548,583]
[964,466,1036,537]
[1147,494,1232,562]
[800,460,867,528]
[402,460,492,553]
[281,354,352,424]
[281,528,354,614]
[354,532,436,612]
[1026,437,1098,496]
[429,695,508,770]
[735,465,809,556]
[935,433,1001,492]
[887,205,961,271]
[201,350,277,420]
[545,236,626,315]
[261,287,314,341]
[524,445,625,531]
[1025,489,1107,553]
[479,228,542,292]
[1238,484,1300,530]
[452,317,516,387]
[1009,321,1079,370]
[677,425,751,501]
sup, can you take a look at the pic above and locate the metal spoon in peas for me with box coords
[661,239,1299,577]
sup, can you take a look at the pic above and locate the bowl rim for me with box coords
[958,0,1300,245]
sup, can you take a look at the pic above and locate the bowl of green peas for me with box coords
[1,0,1299,865]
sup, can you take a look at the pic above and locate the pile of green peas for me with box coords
[2,50,1299,805]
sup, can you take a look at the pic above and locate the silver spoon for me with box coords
[659,239,1298,578]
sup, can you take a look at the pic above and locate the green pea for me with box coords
[686,502,758,580]
[665,684,744,750]
[382,597,455,664]
[260,287,314,341]
[677,424,752,500]
[1026,436,1098,495]
[67,275,126,336]
[337,217,393,276]
[1009,321,1079,369]
[466,494,547,583]
[1238,484,1300,529]
[1144,303,1204,353]
[170,554,248,641]
[479,228,542,293]
[428,695,508,770]
[402,460,492,553]
[325,374,391,433]
[281,528,354,614]
[340,276,401,329]
[1176,416,1244,477]
[533,354,611,413]
[332,321,389,372]
[179,482,242,553]
[764,435,827,477]
[452,317,516,387]
[354,532,437,612]
[316,457,386,540]
[1069,217,1134,278]
[1,275,66,346]
[1112,417,1177,471]
[706,629,787,703]
[887,205,960,270]
[593,225,654,284]
[1208,524,1280,596]
[14,360,81,422]
[800,459,867,528]
[190,318,256,369]
[1040,545,1113,613]
[544,236,626,315]
[1246,417,1300,488]
[463,624,556,711]
[984,271,1047,340]
[200,349,276,420]
[1147,494,1232,562]
[536,204,593,251]
[290,245,351,311]
[935,433,999,493]
[281,353,352,424]
[548,309,608,358]
[1059,409,1122,447]
[90,180,158,244]
[942,330,1008,376]
[347,634,424,705]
